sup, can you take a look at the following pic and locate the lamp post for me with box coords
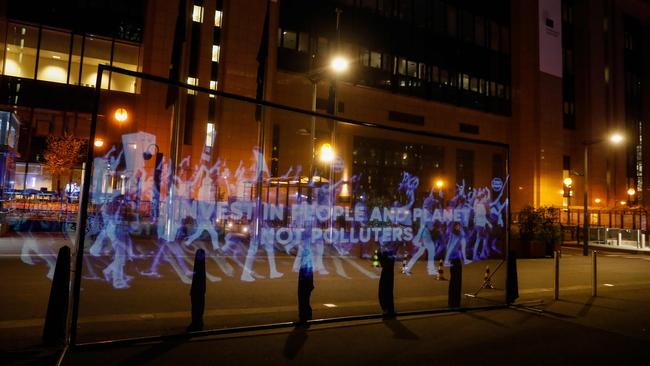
[627,187,636,206]
[143,144,163,220]
[563,177,573,224]
[307,56,349,181]
[582,132,624,256]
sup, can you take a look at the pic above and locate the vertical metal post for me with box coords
[583,144,589,256]
[592,251,597,297]
[309,81,317,181]
[642,233,646,248]
[69,67,103,345]
[553,251,560,300]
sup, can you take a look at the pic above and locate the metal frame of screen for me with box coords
[63,64,511,348]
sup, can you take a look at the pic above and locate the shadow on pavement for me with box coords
[113,340,184,366]
[463,310,510,328]
[382,318,419,340]
[282,327,308,360]
[3,347,61,366]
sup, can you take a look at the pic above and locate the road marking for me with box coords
[340,257,380,279]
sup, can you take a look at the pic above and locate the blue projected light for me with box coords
[19,144,509,289]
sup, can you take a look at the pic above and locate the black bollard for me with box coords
[43,246,71,345]
[187,249,206,332]
[297,266,314,325]
[448,258,462,308]
[378,250,395,316]
[506,250,519,304]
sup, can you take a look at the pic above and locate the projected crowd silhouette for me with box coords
[20,145,508,289]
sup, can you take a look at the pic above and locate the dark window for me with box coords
[447,5,457,37]
[563,155,571,171]
[388,111,425,125]
[492,154,504,179]
[461,10,474,43]
[459,123,479,134]
[456,149,474,187]
[183,96,196,145]
[475,16,485,46]
[188,22,201,76]
[271,124,280,176]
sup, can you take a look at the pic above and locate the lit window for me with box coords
[212,45,220,62]
[192,5,204,23]
[209,80,218,98]
[418,63,426,80]
[282,31,297,49]
[298,32,309,52]
[406,61,417,77]
[462,74,470,90]
[187,76,198,95]
[206,122,216,147]
[370,51,381,68]
[214,10,223,27]
[359,48,370,66]
[397,58,406,75]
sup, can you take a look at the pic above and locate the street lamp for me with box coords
[330,56,349,73]
[627,187,636,206]
[563,177,573,224]
[143,144,163,220]
[319,143,335,163]
[307,55,350,181]
[114,107,128,123]
[435,179,444,189]
[582,132,624,256]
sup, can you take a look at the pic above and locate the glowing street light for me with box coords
[594,198,601,204]
[609,133,624,144]
[94,138,104,148]
[627,187,637,207]
[563,177,573,186]
[330,55,349,73]
[435,180,444,189]
[620,200,627,206]
[319,143,335,163]
[114,107,128,122]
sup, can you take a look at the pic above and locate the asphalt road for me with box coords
[2,233,650,350]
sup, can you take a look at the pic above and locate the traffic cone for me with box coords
[436,259,446,280]
[484,265,494,289]
[372,249,380,268]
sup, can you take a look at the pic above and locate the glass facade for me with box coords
[277,0,512,115]
[0,21,141,93]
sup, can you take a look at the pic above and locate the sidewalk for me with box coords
[58,289,650,366]
[7,285,648,366]
[5,246,650,365]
